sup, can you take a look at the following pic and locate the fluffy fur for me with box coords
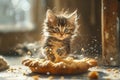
[42,9,79,61]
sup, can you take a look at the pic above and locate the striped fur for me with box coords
[42,9,79,61]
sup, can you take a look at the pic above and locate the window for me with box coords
[0,0,34,33]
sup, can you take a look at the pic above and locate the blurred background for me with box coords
[0,0,119,56]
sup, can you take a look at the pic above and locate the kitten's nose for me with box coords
[60,33,64,36]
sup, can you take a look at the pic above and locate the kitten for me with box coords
[42,9,79,61]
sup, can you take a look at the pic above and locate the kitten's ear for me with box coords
[68,10,78,24]
[46,9,56,23]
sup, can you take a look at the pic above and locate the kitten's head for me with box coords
[44,9,79,40]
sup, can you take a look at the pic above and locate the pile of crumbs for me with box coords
[0,65,67,80]
[7,66,31,75]
[0,66,31,79]
[0,65,120,80]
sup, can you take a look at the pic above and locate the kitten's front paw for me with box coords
[57,48,67,57]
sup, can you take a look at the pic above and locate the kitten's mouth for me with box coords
[50,33,69,40]
[58,35,68,40]
[54,37,64,40]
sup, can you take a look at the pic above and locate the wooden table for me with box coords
[0,56,120,80]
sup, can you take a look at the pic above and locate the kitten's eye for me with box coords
[64,29,70,33]
[54,28,59,32]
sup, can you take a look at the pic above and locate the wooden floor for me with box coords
[0,56,120,80]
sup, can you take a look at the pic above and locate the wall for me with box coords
[0,0,102,55]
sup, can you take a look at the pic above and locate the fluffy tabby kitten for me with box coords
[42,9,79,61]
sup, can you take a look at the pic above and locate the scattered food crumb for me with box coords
[32,75,39,80]
[88,71,99,79]
[114,70,119,73]
[81,48,85,52]
[107,69,112,72]
[60,76,64,80]
[19,67,22,69]
[7,67,17,72]
[27,51,32,55]
[23,72,26,76]
[48,76,54,80]
[105,78,111,80]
